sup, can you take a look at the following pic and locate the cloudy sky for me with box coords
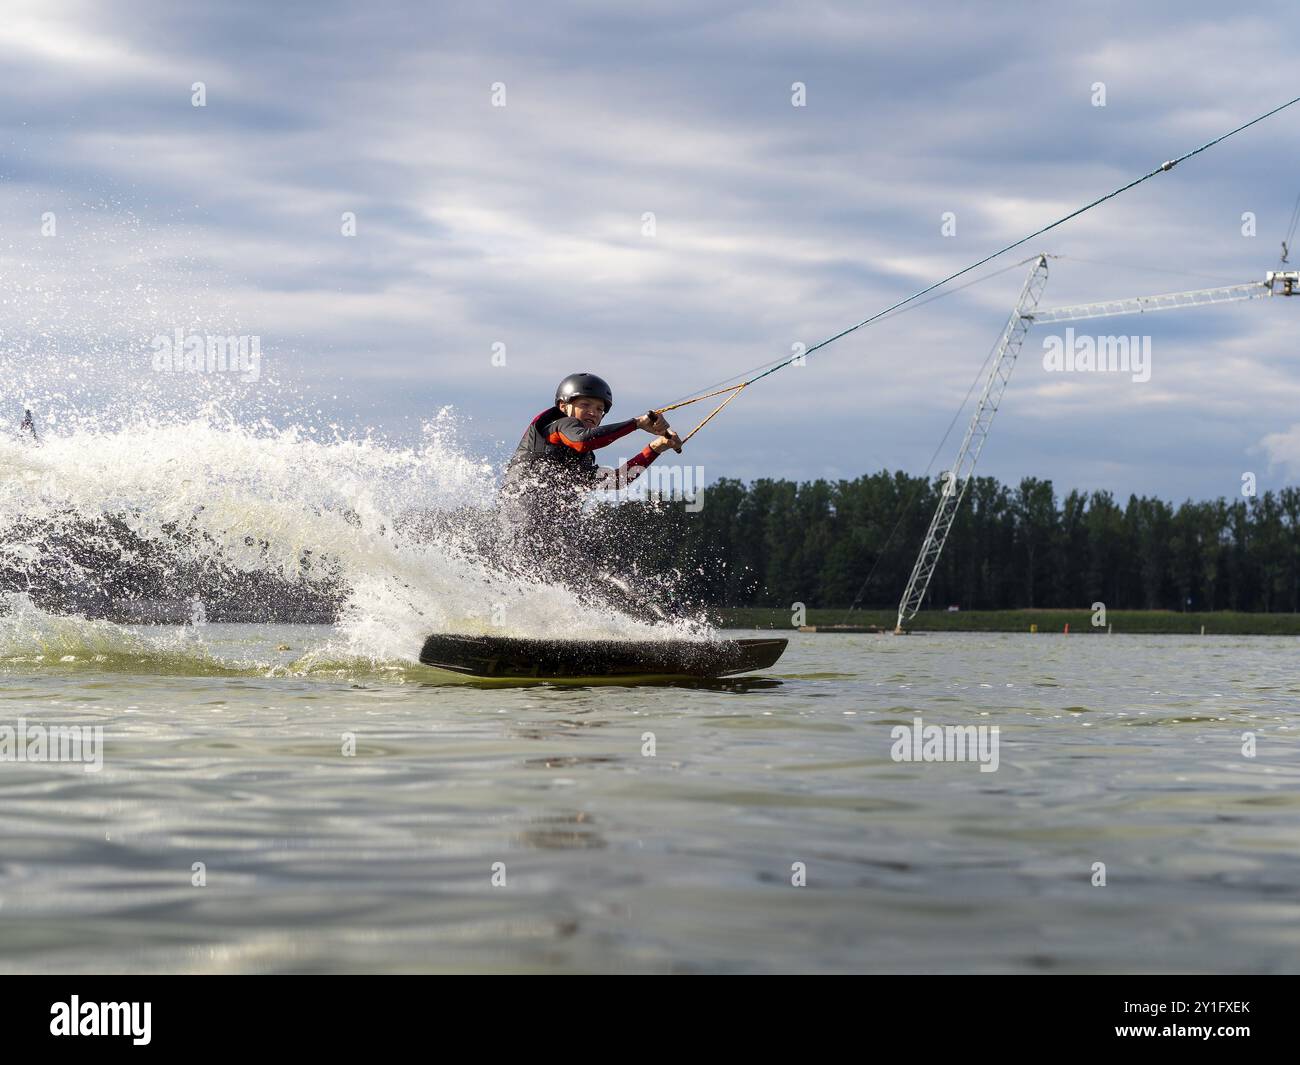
[2,0,1298,504]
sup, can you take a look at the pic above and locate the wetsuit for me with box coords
[497,406,661,587]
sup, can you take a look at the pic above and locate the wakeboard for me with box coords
[418,633,788,680]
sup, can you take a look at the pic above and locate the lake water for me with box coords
[2,624,1296,974]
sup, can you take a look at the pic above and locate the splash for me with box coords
[0,409,705,675]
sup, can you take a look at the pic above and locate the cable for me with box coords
[658,256,1039,411]
[655,95,1300,430]
[1051,255,1233,284]
[743,94,1300,391]
[1281,189,1300,265]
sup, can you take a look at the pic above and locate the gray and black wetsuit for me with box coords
[497,406,661,584]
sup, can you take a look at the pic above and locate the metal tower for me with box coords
[894,254,1050,633]
[893,264,1299,632]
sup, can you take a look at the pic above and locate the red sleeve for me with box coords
[547,415,638,453]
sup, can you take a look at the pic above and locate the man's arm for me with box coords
[590,444,661,491]
[547,415,639,453]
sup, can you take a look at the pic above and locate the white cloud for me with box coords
[1259,423,1300,477]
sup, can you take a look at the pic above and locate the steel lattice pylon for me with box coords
[891,264,1298,632]
[894,255,1050,633]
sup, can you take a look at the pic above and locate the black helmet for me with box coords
[555,372,613,413]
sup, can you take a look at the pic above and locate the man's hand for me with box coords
[650,431,683,455]
[636,410,671,436]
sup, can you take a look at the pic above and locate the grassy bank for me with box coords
[712,607,1300,636]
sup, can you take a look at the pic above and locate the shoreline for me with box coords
[712,607,1300,636]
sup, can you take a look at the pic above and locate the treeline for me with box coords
[596,472,1300,612]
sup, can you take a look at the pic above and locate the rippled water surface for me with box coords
[2,626,1297,974]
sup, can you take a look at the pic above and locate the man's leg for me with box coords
[547,523,671,623]
[493,497,671,623]
[595,569,671,624]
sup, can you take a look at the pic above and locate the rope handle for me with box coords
[643,383,748,451]
[652,383,746,414]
